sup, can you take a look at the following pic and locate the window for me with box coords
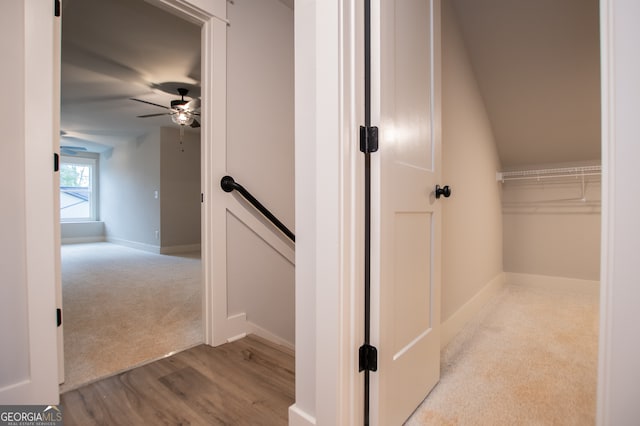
[60,156,98,221]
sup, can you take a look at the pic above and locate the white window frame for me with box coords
[59,155,98,222]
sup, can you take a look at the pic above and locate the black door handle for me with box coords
[435,185,451,199]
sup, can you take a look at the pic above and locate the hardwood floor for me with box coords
[60,335,295,426]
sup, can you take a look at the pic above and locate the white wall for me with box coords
[502,168,601,280]
[227,213,295,343]
[98,127,201,252]
[160,127,201,250]
[224,0,295,346]
[100,130,161,250]
[227,0,295,228]
[61,221,105,243]
[440,0,504,332]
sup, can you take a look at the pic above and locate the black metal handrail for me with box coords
[220,175,295,242]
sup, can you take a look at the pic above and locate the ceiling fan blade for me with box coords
[59,131,113,153]
[130,98,170,110]
[184,98,201,110]
[60,135,96,144]
[60,145,88,155]
[190,119,201,129]
[61,148,79,155]
[137,113,172,118]
[151,82,200,98]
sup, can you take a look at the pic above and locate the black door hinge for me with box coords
[56,308,62,327]
[359,343,378,372]
[360,125,379,154]
[54,153,59,172]
[54,0,61,17]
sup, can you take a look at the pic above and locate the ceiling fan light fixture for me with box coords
[172,111,194,126]
[132,87,199,128]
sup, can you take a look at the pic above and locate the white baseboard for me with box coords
[440,272,599,350]
[246,320,294,353]
[505,272,599,294]
[220,313,252,346]
[61,221,105,243]
[223,312,295,353]
[106,237,160,254]
[288,404,316,426]
[160,243,201,254]
[61,236,106,245]
[440,272,506,350]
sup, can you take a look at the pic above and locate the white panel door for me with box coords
[0,0,60,404]
[371,0,441,424]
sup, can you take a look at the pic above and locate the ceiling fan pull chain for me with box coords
[179,125,185,152]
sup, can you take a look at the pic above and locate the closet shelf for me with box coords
[497,165,601,182]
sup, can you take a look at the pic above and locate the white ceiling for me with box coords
[60,0,201,151]
[452,0,601,168]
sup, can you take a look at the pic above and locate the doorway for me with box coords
[289,0,604,423]
[58,0,204,391]
[56,0,296,393]
[406,0,602,422]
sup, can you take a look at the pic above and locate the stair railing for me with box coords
[220,175,295,242]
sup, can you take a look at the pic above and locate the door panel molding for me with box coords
[0,0,59,404]
[370,0,442,424]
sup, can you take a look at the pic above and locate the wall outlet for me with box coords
[155,230,159,240]
[154,190,159,199]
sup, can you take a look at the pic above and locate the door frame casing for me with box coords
[596,0,640,423]
[144,0,227,346]
[289,0,364,424]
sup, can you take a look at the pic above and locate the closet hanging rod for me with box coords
[497,165,601,182]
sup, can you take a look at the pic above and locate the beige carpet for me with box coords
[60,242,202,393]
[407,278,599,425]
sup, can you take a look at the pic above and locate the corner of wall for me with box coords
[440,0,504,330]
[504,272,599,292]
[100,131,161,247]
[440,272,505,350]
[288,404,317,426]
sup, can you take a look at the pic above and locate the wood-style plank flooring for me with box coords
[60,335,294,426]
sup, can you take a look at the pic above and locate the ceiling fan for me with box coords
[130,88,201,128]
[59,131,89,155]
[60,145,88,156]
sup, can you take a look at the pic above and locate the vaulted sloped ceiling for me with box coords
[452,0,601,168]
